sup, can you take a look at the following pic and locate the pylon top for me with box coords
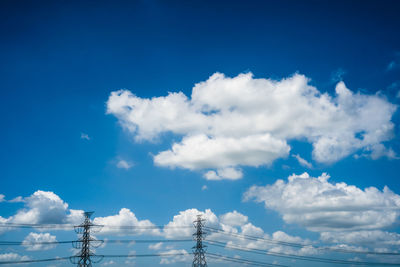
[84,211,94,218]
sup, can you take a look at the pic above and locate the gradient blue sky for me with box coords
[1,0,400,266]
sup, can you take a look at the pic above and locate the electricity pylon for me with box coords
[70,211,103,267]
[192,214,207,267]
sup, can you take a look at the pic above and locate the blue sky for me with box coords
[1,0,400,266]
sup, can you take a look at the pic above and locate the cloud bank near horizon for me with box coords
[1,188,400,255]
[244,172,400,232]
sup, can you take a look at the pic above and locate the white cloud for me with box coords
[107,72,397,179]
[366,144,398,160]
[9,196,23,203]
[67,209,86,225]
[3,190,399,255]
[80,132,90,140]
[220,210,248,227]
[244,172,400,232]
[1,190,84,226]
[161,208,315,256]
[201,185,208,191]
[320,230,400,254]
[203,167,243,180]
[163,208,219,238]
[124,250,136,265]
[93,208,161,236]
[159,249,190,264]
[0,194,4,202]
[16,191,69,224]
[22,232,57,251]
[148,242,163,250]
[267,231,317,256]
[102,260,116,266]
[0,190,320,256]
[0,253,30,262]
[320,230,400,246]
[292,154,312,168]
[154,134,289,172]
[116,160,133,170]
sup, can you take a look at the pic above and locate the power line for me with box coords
[0,256,71,265]
[98,225,193,229]
[103,239,192,244]
[0,253,192,265]
[0,223,170,232]
[207,252,289,267]
[0,240,73,245]
[0,239,192,246]
[102,252,190,258]
[0,222,192,230]
[205,226,400,256]
[0,223,75,229]
[206,240,400,266]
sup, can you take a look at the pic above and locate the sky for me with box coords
[1,0,400,266]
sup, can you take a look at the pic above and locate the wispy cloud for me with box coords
[80,132,90,140]
[8,196,23,203]
[387,61,397,71]
[292,154,312,168]
[330,68,346,83]
[387,81,400,98]
[386,52,400,72]
[116,159,133,170]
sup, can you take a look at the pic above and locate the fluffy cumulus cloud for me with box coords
[0,190,84,230]
[320,230,400,246]
[93,208,161,236]
[2,190,398,255]
[22,232,57,251]
[163,208,219,238]
[215,212,316,256]
[319,230,400,254]
[159,249,190,264]
[160,208,315,257]
[0,253,29,262]
[107,72,397,180]
[244,172,400,232]
[220,210,248,226]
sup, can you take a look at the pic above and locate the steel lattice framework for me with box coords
[70,212,103,267]
[192,214,207,267]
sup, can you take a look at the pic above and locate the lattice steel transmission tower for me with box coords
[192,214,207,267]
[70,211,103,267]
